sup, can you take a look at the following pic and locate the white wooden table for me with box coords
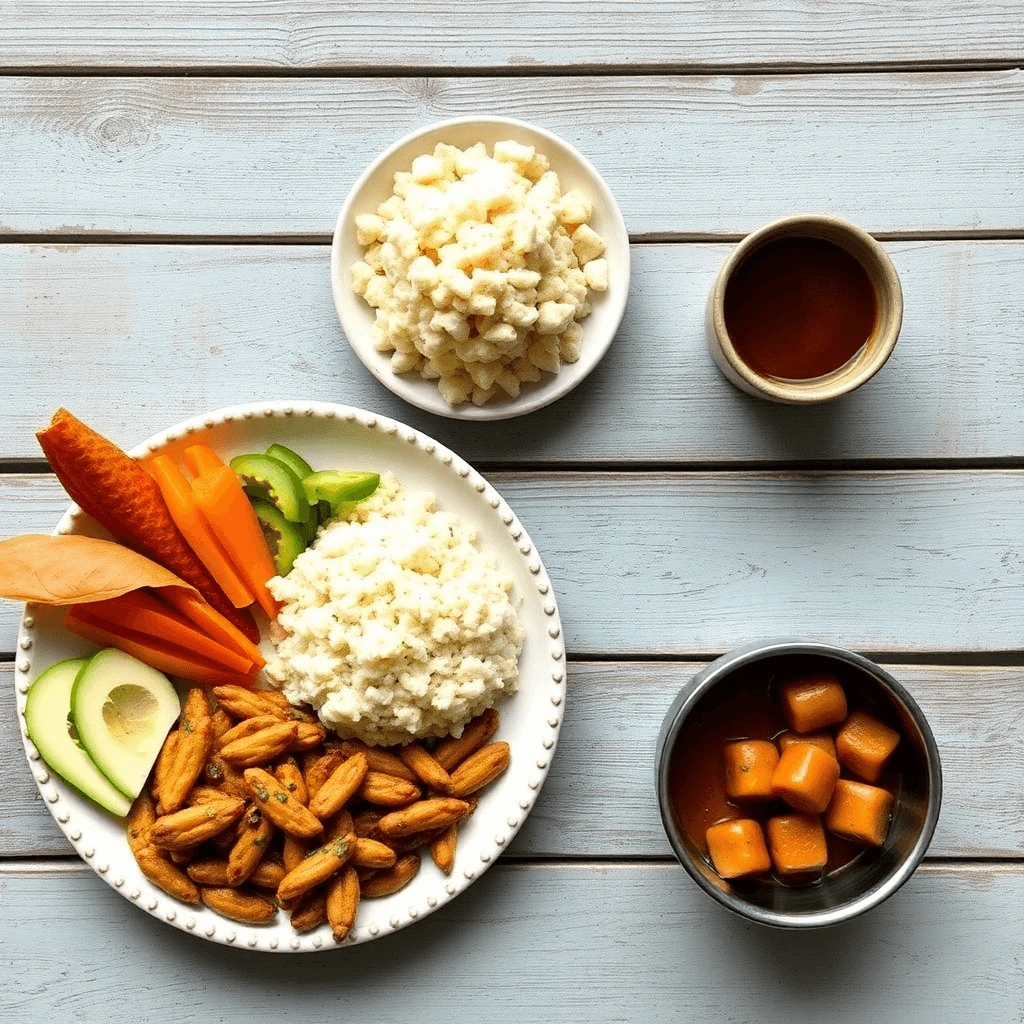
[2,5,1023,1021]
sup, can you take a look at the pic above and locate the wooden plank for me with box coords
[0,2,1020,70]
[2,661,1020,859]
[4,471,1024,656]
[1,72,1022,236]
[0,861,1020,1022]
[3,241,1024,464]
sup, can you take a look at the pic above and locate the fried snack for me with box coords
[433,708,500,771]
[326,866,360,943]
[227,804,275,886]
[211,709,234,743]
[150,730,180,808]
[126,790,157,856]
[282,835,310,872]
[220,722,299,767]
[274,759,308,805]
[357,772,421,807]
[323,809,355,844]
[360,853,421,898]
[211,685,287,722]
[243,767,324,839]
[448,742,511,798]
[430,825,457,875]
[216,715,282,750]
[303,750,347,802]
[250,859,286,890]
[289,888,328,933]
[291,722,329,751]
[277,837,353,904]
[201,887,277,925]
[203,753,250,800]
[36,408,257,641]
[376,798,470,839]
[160,688,215,813]
[149,798,247,850]
[398,742,453,793]
[135,845,201,905]
[339,740,418,783]
[309,753,369,820]
[186,858,232,886]
[350,839,398,870]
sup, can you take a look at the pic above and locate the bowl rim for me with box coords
[330,114,631,421]
[655,638,943,929]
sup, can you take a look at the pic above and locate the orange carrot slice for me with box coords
[81,591,256,675]
[191,465,279,619]
[160,587,266,668]
[183,444,227,476]
[66,606,259,688]
[147,455,255,609]
[36,409,259,644]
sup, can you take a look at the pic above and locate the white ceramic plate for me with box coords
[14,400,565,952]
[331,116,631,421]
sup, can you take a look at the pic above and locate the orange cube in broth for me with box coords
[723,740,779,801]
[826,779,894,846]
[776,730,837,760]
[766,813,828,875]
[778,673,848,733]
[771,742,840,814]
[705,819,771,879]
[835,709,900,782]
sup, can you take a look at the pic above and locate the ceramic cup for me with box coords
[706,214,903,404]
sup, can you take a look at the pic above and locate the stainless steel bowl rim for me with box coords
[655,638,943,929]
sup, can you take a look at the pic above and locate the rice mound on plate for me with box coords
[265,472,525,746]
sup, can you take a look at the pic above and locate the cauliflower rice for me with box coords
[265,473,525,746]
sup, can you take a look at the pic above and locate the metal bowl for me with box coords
[655,639,942,928]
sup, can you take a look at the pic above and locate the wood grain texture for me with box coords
[3,240,1023,463]
[3,661,1020,859]
[0,861,1020,1023]
[0,2,1021,69]
[4,470,1024,656]
[1,72,1022,236]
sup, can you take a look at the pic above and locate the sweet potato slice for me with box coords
[771,742,840,814]
[705,819,771,879]
[778,673,847,733]
[835,710,900,782]
[723,740,779,801]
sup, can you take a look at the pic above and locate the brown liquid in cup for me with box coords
[724,236,878,380]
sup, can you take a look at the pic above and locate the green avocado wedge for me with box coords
[230,453,310,524]
[252,499,308,575]
[70,649,181,801]
[24,658,132,817]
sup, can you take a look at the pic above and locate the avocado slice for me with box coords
[70,649,181,801]
[252,499,308,575]
[264,443,314,482]
[24,657,132,817]
[230,453,310,525]
[303,471,380,514]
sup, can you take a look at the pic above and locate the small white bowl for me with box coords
[331,116,631,421]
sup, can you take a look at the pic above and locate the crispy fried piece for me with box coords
[349,838,397,870]
[398,742,453,793]
[385,827,448,854]
[135,845,201,905]
[186,858,231,886]
[357,771,421,808]
[220,721,299,767]
[227,803,275,886]
[323,809,355,844]
[277,836,353,904]
[212,685,288,722]
[187,785,231,805]
[430,824,457,875]
[203,753,250,800]
[352,808,384,840]
[303,749,346,802]
[359,853,421,898]
[448,742,511,798]
[161,689,215,813]
[127,790,157,856]
[326,866,360,943]
[216,714,281,750]
[289,888,327,932]
[309,753,369,820]
[150,730,180,807]
[201,886,277,925]
[433,709,499,771]
[168,848,194,866]
[340,740,417,783]
[244,767,324,839]
[211,709,234,742]
[290,722,328,751]
[259,689,318,723]
[282,834,310,872]
[149,798,246,850]
[376,798,470,838]
[249,858,286,890]
[274,758,308,805]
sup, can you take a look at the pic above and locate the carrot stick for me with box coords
[183,444,227,476]
[191,465,280,619]
[66,606,259,688]
[160,587,266,668]
[36,409,259,644]
[147,455,254,609]
[81,591,257,675]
